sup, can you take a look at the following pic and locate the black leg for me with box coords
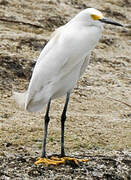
[61,92,70,157]
[41,99,51,158]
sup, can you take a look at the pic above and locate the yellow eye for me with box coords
[91,14,103,20]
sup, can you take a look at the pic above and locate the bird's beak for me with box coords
[99,18,123,27]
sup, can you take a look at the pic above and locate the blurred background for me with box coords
[0,0,130,179]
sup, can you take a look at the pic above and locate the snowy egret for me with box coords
[14,8,123,165]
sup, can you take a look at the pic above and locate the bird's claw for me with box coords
[35,156,88,166]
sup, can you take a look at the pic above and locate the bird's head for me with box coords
[75,8,123,27]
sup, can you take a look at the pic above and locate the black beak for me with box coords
[99,18,123,27]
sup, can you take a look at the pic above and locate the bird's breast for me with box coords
[61,24,102,56]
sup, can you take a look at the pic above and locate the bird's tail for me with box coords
[12,91,27,110]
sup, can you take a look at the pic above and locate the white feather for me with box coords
[14,8,104,112]
[13,91,27,110]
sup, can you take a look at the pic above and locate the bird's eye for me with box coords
[91,14,103,20]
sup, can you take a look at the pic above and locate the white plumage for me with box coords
[13,8,122,113]
[13,8,123,162]
[14,8,103,112]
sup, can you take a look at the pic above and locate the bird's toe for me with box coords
[35,156,88,166]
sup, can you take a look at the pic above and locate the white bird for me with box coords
[14,8,123,165]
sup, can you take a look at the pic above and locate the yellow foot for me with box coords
[35,156,88,166]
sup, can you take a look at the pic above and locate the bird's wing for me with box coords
[36,26,64,64]
[14,22,93,112]
[13,28,64,110]
[79,55,90,77]
[25,25,86,112]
